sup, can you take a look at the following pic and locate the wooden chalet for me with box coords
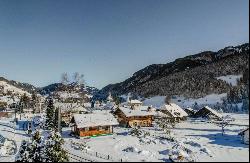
[160,103,188,122]
[70,112,119,137]
[114,105,155,128]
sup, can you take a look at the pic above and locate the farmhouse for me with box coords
[194,106,222,120]
[127,100,143,109]
[70,112,119,137]
[184,107,196,117]
[114,105,155,128]
[239,128,249,145]
[160,103,188,122]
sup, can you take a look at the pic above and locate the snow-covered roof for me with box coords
[72,112,119,128]
[129,100,143,104]
[118,106,155,117]
[204,106,222,119]
[160,103,188,118]
[185,107,194,112]
[239,128,249,136]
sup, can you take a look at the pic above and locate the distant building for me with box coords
[194,106,222,120]
[70,112,119,137]
[127,100,143,109]
[160,103,188,122]
[184,107,196,117]
[114,105,155,128]
[239,128,249,145]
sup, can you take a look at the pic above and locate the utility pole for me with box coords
[58,107,62,133]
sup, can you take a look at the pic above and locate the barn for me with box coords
[194,106,222,120]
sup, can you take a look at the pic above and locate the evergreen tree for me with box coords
[31,93,38,114]
[45,98,55,130]
[45,131,69,162]
[16,131,45,162]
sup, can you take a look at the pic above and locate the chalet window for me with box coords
[85,127,89,131]
[99,126,103,130]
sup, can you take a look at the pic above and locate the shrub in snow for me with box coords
[200,147,212,156]
[169,143,196,162]
[155,117,175,135]
[129,127,143,137]
[184,140,201,148]
[123,146,140,153]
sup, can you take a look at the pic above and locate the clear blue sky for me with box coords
[0,0,249,89]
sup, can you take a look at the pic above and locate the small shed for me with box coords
[239,128,249,145]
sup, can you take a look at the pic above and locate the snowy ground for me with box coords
[61,113,249,162]
[1,113,249,162]
[0,118,30,162]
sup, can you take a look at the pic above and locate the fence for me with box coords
[66,150,93,162]
[68,140,126,162]
[81,149,125,162]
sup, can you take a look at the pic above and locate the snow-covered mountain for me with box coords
[0,77,37,95]
[98,43,249,99]
[38,82,99,102]
[0,77,33,97]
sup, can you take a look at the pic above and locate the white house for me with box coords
[239,128,249,145]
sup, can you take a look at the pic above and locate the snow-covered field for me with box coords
[1,113,249,162]
[61,113,249,162]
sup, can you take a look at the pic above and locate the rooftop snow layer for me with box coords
[204,106,222,119]
[72,112,119,128]
[119,106,155,117]
[160,103,188,118]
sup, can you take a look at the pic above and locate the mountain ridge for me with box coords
[98,43,249,99]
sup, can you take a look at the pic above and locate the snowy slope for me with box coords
[216,75,242,86]
[142,93,228,108]
[0,81,31,96]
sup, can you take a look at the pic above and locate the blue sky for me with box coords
[0,0,249,89]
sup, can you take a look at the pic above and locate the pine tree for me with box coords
[45,97,55,130]
[16,131,45,162]
[45,131,69,162]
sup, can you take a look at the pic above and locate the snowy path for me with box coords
[0,120,29,162]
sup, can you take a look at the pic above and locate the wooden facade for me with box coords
[114,108,153,128]
[72,125,114,137]
[70,114,117,137]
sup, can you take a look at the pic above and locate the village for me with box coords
[0,88,249,162]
